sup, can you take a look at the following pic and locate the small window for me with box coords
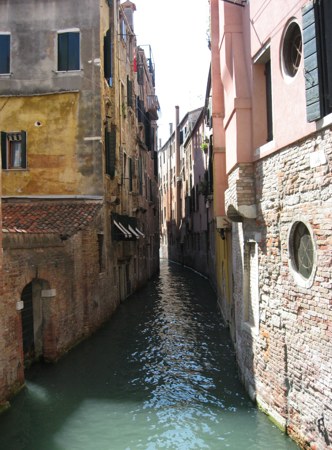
[58,31,80,71]
[282,21,302,78]
[0,34,10,74]
[288,221,316,287]
[1,131,27,170]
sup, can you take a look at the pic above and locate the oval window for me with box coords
[291,222,314,279]
[282,21,302,77]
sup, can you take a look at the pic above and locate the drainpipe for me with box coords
[175,106,181,228]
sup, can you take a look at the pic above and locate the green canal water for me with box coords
[0,260,298,450]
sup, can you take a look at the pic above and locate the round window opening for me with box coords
[282,22,302,77]
[291,222,314,279]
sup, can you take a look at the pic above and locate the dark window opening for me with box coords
[0,34,10,74]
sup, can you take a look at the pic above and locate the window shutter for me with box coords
[0,35,10,74]
[322,0,332,109]
[21,130,27,168]
[67,32,80,70]
[127,76,133,108]
[129,157,133,191]
[1,131,7,169]
[104,29,112,82]
[109,125,116,178]
[302,3,321,122]
[58,33,68,71]
[105,125,117,178]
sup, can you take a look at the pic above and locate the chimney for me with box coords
[121,1,136,32]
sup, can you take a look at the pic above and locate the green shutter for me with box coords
[302,2,321,122]
[322,0,332,109]
[58,33,68,71]
[1,131,7,169]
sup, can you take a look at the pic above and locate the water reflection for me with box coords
[0,260,297,450]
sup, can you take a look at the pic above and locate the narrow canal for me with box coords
[0,260,298,450]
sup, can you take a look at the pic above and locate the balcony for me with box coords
[147,95,160,120]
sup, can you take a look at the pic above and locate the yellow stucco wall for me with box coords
[215,231,232,319]
[1,93,82,195]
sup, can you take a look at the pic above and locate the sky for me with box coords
[132,0,211,146]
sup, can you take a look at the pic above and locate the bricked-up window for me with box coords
[243,241,259,332]
[1,131,27,169]
[303,0,332,121]
[0,34,10,74]
[58,31,80,71]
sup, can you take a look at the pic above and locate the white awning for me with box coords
[135,227,145,238]
[128,224,140,239]
[114,220,131,238]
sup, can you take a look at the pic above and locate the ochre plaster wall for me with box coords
[1,93,83,196]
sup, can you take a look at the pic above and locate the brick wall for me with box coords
[233,127,332,448]
[0,227,119,402]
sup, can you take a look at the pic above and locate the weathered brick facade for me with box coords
[210,0,332,447]
[0,0,159,408]
[229,129,332,449]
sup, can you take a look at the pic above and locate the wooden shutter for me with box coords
[58,33,68,71]
[1,131,7,169]
[129,157,133,191]
[0,35,10,74]
[109,125,116,178]
[105,126,116,178]
[21,130,27,168]
[322,0,332,110]
[104,29,112,82]
[127,76,133,107]
[67,32,79,70]
[302,3,321,122]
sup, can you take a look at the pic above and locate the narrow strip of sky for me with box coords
[133,0,211,146]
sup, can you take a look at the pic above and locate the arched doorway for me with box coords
[21,282,34,365]
[20,279,49,368]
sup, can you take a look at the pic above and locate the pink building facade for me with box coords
[210,0,332,448]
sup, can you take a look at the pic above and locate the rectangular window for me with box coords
[303,0,332,121]
[58,31,80,71]
[0,34,10,74]
[1,131,27,170]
